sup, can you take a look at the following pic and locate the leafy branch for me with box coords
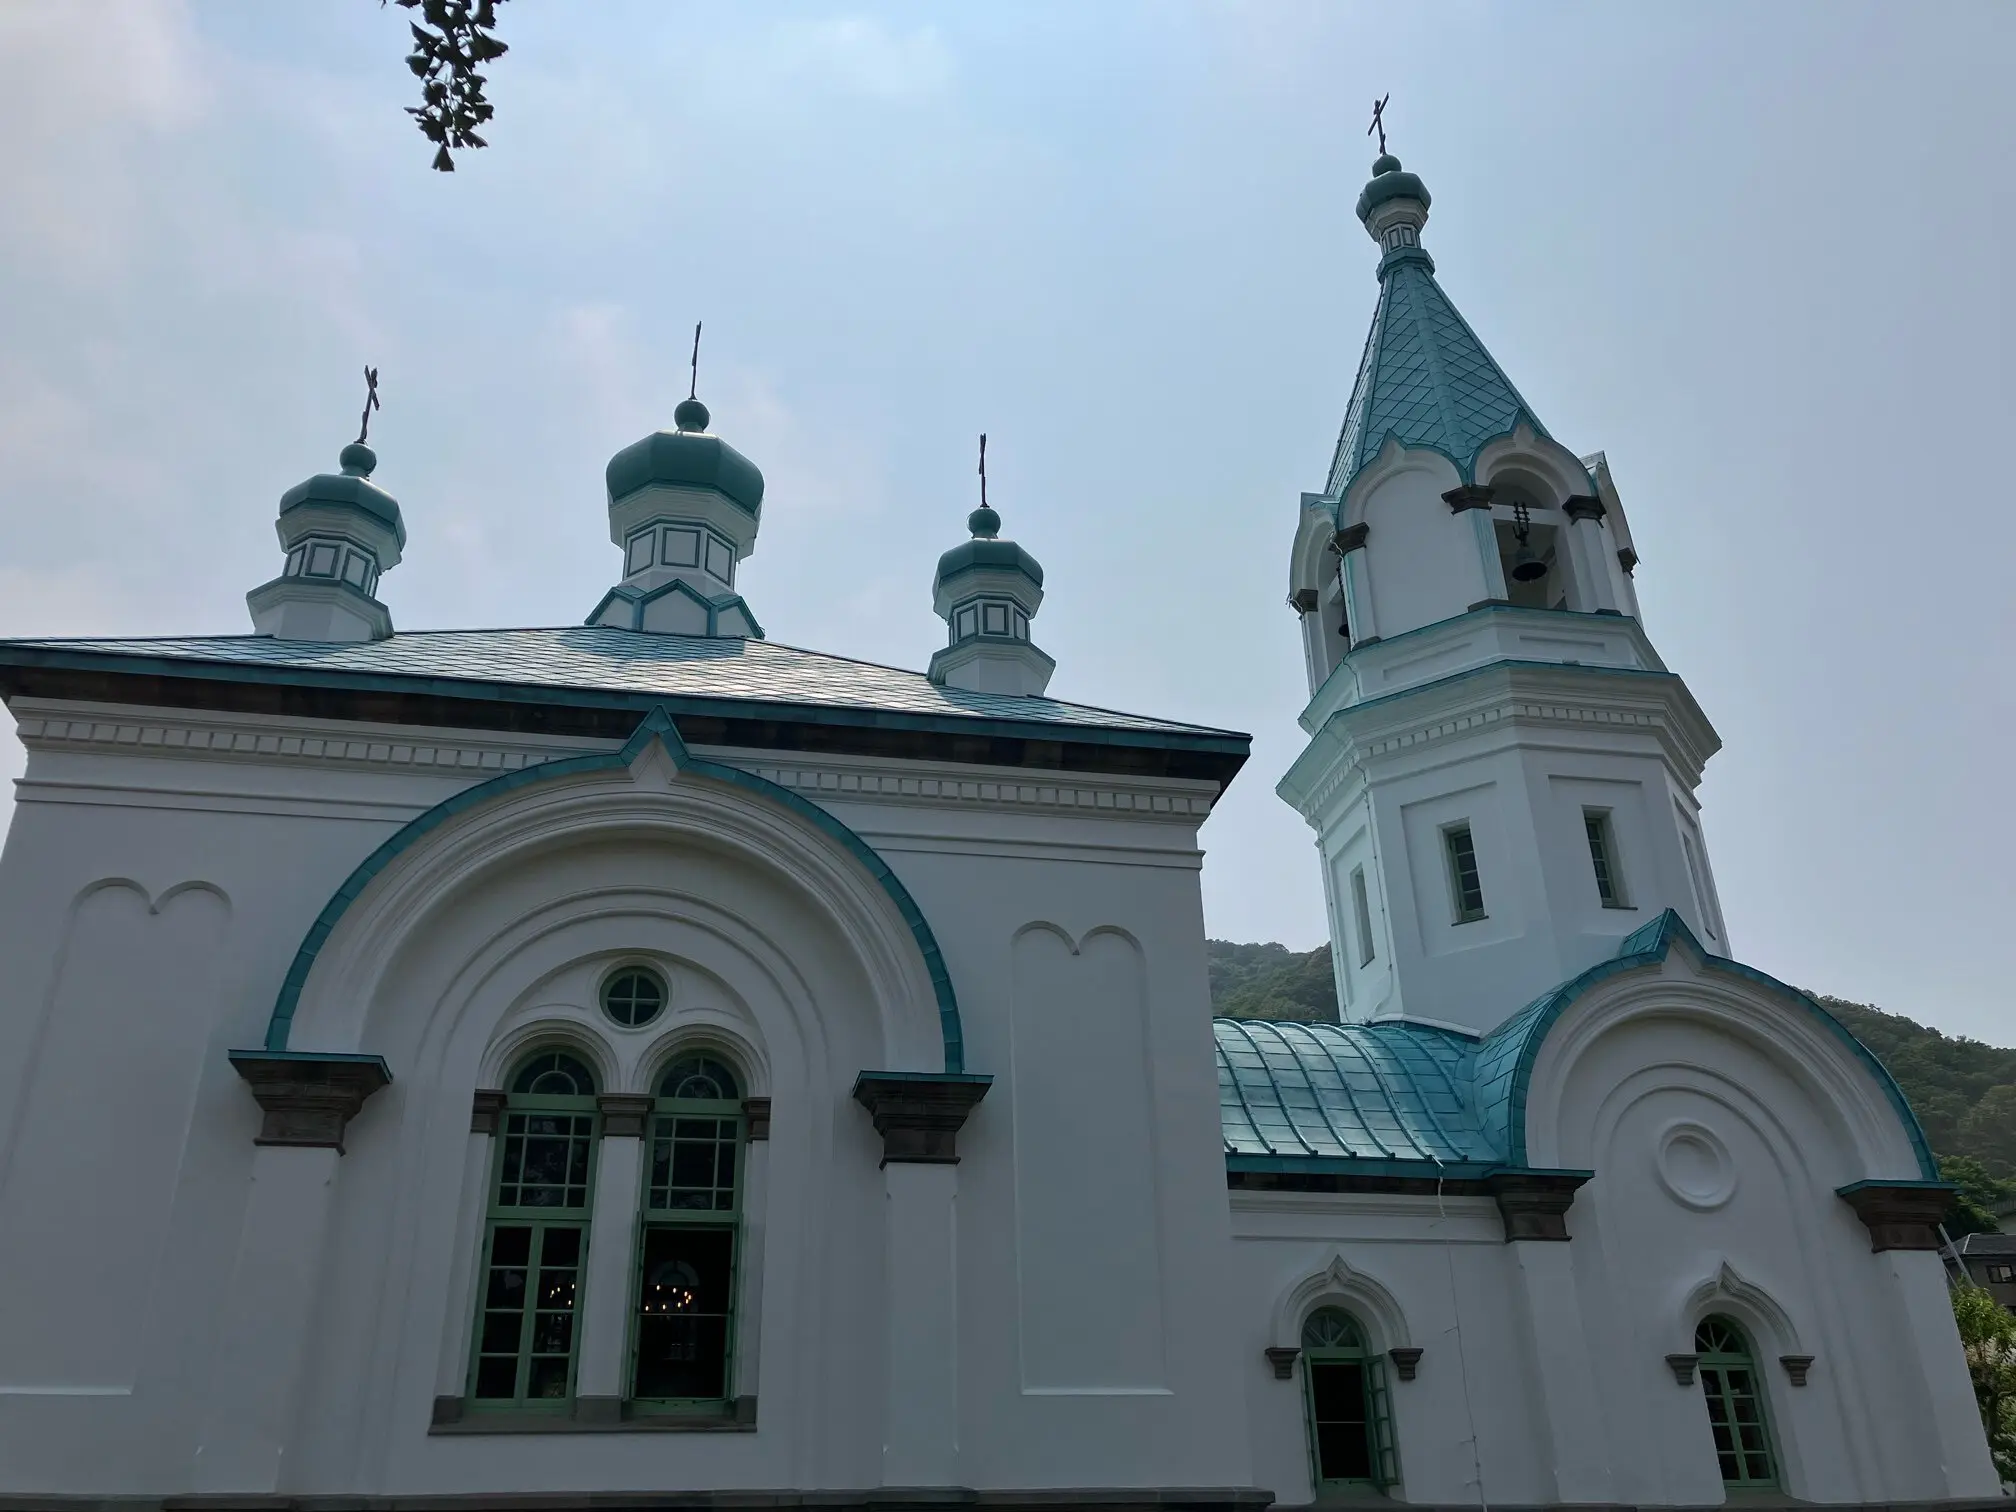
[385,0,508,172]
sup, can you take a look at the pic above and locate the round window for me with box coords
[601,967,667,1028]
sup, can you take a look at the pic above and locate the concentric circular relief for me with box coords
[1655,1121,1737,1211]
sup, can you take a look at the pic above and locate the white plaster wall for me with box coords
[0,706,586,1493]
[1526,956,2000,1501]
[1229,1197,1556,1507]
[1352,460,1480,641]
[0,703,1251,1499]
[1294,687,1728,1036]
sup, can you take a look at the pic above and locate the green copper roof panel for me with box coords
[1214,1017,1498,1165]
[1325,253,1548,501]
[0,627,1239,741]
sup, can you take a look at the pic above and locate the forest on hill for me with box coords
[1206,939,2016,1230]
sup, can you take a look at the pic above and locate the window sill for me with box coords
[430,1395,756,1434]
[1600,902,1639,911]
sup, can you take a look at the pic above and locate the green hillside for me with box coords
[1206,939,2016,1218]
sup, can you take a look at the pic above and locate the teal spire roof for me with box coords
[1325,154,1550,501]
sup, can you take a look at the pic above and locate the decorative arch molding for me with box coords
[1479,910,1935,1181]
[72,875,232,917]
[635,1019,772,1100]
[1271,1253,1411,1354]
[477,1017,620,1096]
[262,705,966,1072]
[1333,440,1464,532]
[1678,1258,1804,1357]
[1472,423,1598,507]
[1009,919,1146,956]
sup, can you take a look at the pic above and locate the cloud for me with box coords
[715,16,954,106]
[0,0,207,280]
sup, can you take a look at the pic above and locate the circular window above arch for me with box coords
[600,965,668,1029]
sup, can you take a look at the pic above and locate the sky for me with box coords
[0,1,2010,1040]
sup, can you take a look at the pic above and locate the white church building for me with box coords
[0,152,1998,1509]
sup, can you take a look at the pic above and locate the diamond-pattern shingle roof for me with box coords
[1325,250,1548,501]
[0,627,1241,743]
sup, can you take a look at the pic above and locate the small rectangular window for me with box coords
[1443,824,1486,923]
[1681,830,1719,941]
[1584,809,1629,908]
[1350,867,1376,966]
[1986,1263,2015,1284]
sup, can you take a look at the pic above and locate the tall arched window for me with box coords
[1301,1306,1399,1490]
[1696,1314,1779,1487]
[469,1050,599,1410]
[630,1053,745,1409]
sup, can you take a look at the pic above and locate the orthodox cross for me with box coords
[1367,94,1390,155]
[978,432,989,510]
[689,322,702,400]
[355,365,380,446]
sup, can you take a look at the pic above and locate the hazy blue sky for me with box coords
[1,2,2010,1038]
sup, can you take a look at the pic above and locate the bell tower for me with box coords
[1281,152,1730,1035]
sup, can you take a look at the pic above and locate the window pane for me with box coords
[474,1356,518,1400]
[1309,1361,1373,1481]
[632,1226,735,1400]
[1445,826,1485,920]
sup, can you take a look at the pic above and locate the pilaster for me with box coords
[573,1094,652,1420]
[852,1072,991,1488]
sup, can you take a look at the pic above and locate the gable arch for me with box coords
[1479,913,1933,1182]
[1679,1258,1804,1357]
[1271,1253,1412,1354]
[264,707,964,1073]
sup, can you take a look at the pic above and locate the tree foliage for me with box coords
[385,0,508,172]
[1952,1280,2016,1481]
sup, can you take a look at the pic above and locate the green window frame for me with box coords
[628,1053,745,1412]
[1583,808,1628,908]
[1696,1314,1779,1487]
[1443,823,1486,923]
[1301,1307,1400,1492]
[468,1050,600,1410]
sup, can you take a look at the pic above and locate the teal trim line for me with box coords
[228,1048,393,1074]
[1473,910,1939,1181]
[0,636,1247,755]
[850,1070,995,1090]
[264,705,971,1073]
[1225,1153,1594,1183]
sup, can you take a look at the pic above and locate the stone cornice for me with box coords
[9,701,1219,824]
[730,751,1218,823]
[1283,662,1720,823]
[11,700,595,778]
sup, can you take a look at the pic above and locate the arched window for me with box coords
[1696,1314,1779,1487]
[469,1050,600,1410]
[1301,1306,1399,1490]
[630,1053,745,1409]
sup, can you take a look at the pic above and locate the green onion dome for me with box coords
[277,442,406,547]
[1355,152,1432,226]
[604,398,765,517]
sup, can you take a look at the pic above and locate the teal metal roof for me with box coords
[1215,1018,1498,1165]
[1218,910,1937,1179]
[0,627,1239,743]
[1325,249,1548,501]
